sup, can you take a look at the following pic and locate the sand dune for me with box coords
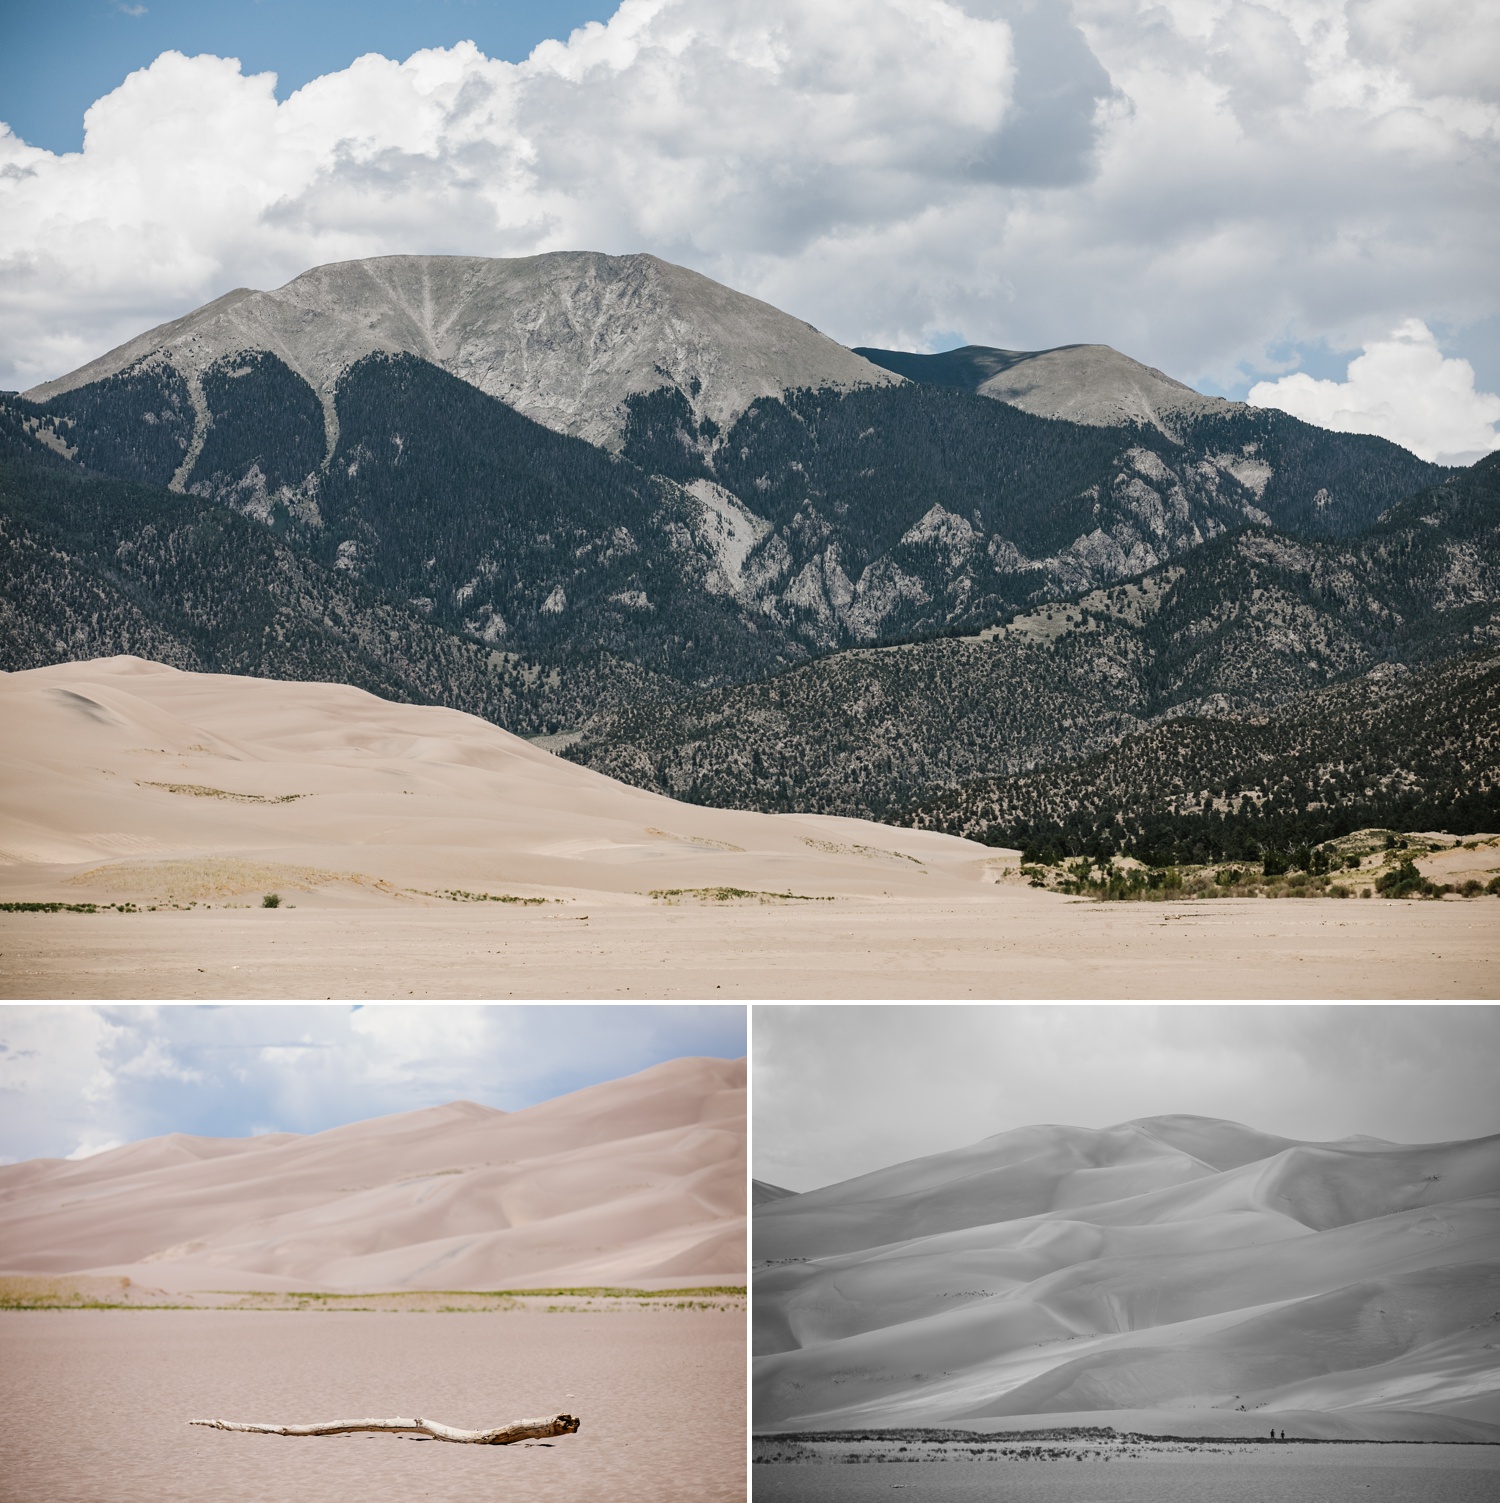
[3,657,1496,997]
[0,655,991,902]
[0,1055,745,1290]
[753,1116,1500,1439]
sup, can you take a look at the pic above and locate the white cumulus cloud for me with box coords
[0,0,1495,446]
[0,1005,745,1162]
[1248,321,1500,464]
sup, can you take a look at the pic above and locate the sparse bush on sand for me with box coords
[1017,831,1498,904]
[262,892,281,908]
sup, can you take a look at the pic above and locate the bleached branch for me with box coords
[190,1412,580,1445]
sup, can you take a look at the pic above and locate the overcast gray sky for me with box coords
[753,1005,1500,1192]
[1,0,1496,461]
[0,1003,745,1163]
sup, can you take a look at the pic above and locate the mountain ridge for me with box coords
[855,342,1234,435]
[4,250,1484,852]
[25,251,900,454]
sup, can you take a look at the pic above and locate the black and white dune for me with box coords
[754,1116,1500,1440]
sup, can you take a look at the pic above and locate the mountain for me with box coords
[753,1117,1500,1437]
[0,1056,746,1290]
[855,342,1230,435]
[902,646,1500,864]
[5,250,1480,842]
[0,402,660,735]
[564,455,1500,821]
[10,254,1443,681]
[26,251,897,454]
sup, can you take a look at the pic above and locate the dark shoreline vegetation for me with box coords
[752,1427,1494,1447]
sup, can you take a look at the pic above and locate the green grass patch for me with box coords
[649,887,832,903]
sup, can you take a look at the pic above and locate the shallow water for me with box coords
[753,1449,1500,1503]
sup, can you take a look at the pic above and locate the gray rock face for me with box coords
[856,341,1234,435]
[976,344,1232,433]
[27,252,900,451]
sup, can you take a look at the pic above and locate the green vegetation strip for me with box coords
[423,889,549,905]
[139,781,305,803]
[0,901,139,913]
[649,887,832,902]
[1020,834,1500,903]
[266,1286,744,1299]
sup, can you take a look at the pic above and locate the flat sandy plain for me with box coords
[0,1306,744,1503]
[3,656,1497,998]
[750,1433,1500,1503]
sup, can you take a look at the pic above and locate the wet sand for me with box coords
[0,1308,744,1503]
[2,893,1496,998]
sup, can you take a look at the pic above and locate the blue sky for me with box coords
[1,0,1496,459]
[0,1003,746,1161]
[0,0,613,155]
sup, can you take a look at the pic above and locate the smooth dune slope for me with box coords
[0,655,992,905]
[753,1116,1500,1437]
[0,1055,745,1290]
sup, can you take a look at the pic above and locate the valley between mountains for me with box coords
[5,249,1495,884]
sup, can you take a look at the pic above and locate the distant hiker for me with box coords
[1269,1428,1275,1439]
[1280,1430,1285,1440]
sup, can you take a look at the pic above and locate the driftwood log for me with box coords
[190,1412,580,1445]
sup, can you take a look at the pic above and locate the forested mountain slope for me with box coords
[566,455,1500,820]
[0,404,669,733]
[14,254,1445,672]
[901,647,1500,861]
[6,250,1487,847]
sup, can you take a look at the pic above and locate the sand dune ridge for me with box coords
[1,1055,745,1291]
[753,1115,1500,1438]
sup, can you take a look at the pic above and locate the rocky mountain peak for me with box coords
[26,251,900,452]
[856,341,1236,436]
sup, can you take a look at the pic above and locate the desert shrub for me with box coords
[1375,860,1435,899]
[262,892,281,908]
